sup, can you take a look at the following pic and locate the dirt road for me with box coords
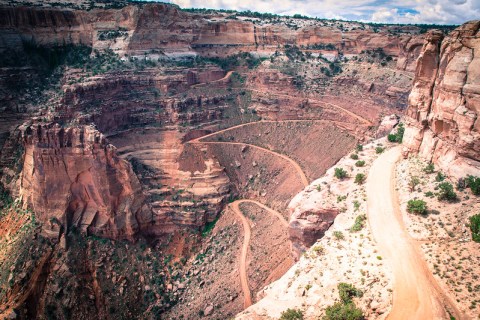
[246,88,373,126]
[230,199,289,309]
[366,147,461,320]
[190,133,309,187]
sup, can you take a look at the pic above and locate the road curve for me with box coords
[231,200,253,309]
[190,119,358,144]
[229,199,289,309]
[366,147,461,320]
[189,139,309,187]
[245,88,373,126]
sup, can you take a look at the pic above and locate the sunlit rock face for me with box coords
[403,21,480,178]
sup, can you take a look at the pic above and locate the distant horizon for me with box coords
[150,0,478,25]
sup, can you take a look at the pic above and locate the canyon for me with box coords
[0,1,479,319]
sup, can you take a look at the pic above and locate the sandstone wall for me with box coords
[9,123,145,240]
[0,3,422,69]
[403,21,480,178]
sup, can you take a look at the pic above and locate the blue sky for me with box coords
[161,0,479,25]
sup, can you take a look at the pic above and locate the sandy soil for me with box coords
[191,124,310,187]
[230,199,291,308]
[231,200,253,308]
[395,156,480,318]
[366,147,460,319]
[200,120,357,181]
[238,139,395,320]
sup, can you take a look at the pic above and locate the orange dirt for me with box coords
[229,199,290,309]
[366,147,462,320]
[246,88,373,126]
[190,122,311,187]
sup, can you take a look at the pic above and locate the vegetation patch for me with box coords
[354,173,366,185]
[469,214,480,243]
[387,123,404,143]
[437,182,457,202]
[334,167,348,179]
[407,199,427,215]
[280,308,304,320]
[323,283,364,320]
[466,175,480,196]
[350,214,366,232]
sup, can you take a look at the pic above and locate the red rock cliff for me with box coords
[403,21,480,178]
[9,123,145,240]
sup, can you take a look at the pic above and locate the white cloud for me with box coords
[165,0,480,25]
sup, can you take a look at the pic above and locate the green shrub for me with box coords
[350,154,359,160]
[280,308,304,320]
[353,200,361,211]
[407,199,427,215]
[425,191,434,198]
[387,123,404,143]
[466,175,480,195]
[375,146,385,154]
[338,283,363,303]
[438,182,457,202]
[354,173,366,185]
[323,302,364,320]
[424,163,435,174]
[469,214,480,243]
[355,161,365,167]
[408,176,420,192]
[334,168,348,179]
[333,231,345,240]
[350,215,366,232]
[435,172,445,182]
[356,144,363,152]
[395,123,405,143]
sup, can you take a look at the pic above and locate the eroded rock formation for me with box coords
[1,2,423,67]
[403,21,480,178]
[6,123,145,240]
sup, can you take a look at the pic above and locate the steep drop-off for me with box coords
[403,21,480,178]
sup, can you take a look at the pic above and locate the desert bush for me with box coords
[408,176,420,192]
[323,282,364,320]
[387,123,405,143]
[312,245,325,255]
[435,172,445,182]
[375,146,385,154]
[333,231,345,240]
[469,214,480,243]
[407,199,427,215]
[334,168,348,179]
[466,175,480,195]
[425,191,434,198]
[355,160,365,167]
[323,302,364,320]
[353,200,361,211]
[350,215,366,232]
[350,153,359,160]
[338,283,363,303]
[387,134,397,142]
[438,182,457,202]
[355,173,366,185]
[280,308,304,320]
[356,144,363,152]
[423,163,435,174]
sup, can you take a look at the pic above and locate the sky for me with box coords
[161,0,480,25]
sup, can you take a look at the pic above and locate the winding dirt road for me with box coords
[190,126,310,187]
[366,147,461,320]
[245,88,373,126]
[229,199,288,309]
